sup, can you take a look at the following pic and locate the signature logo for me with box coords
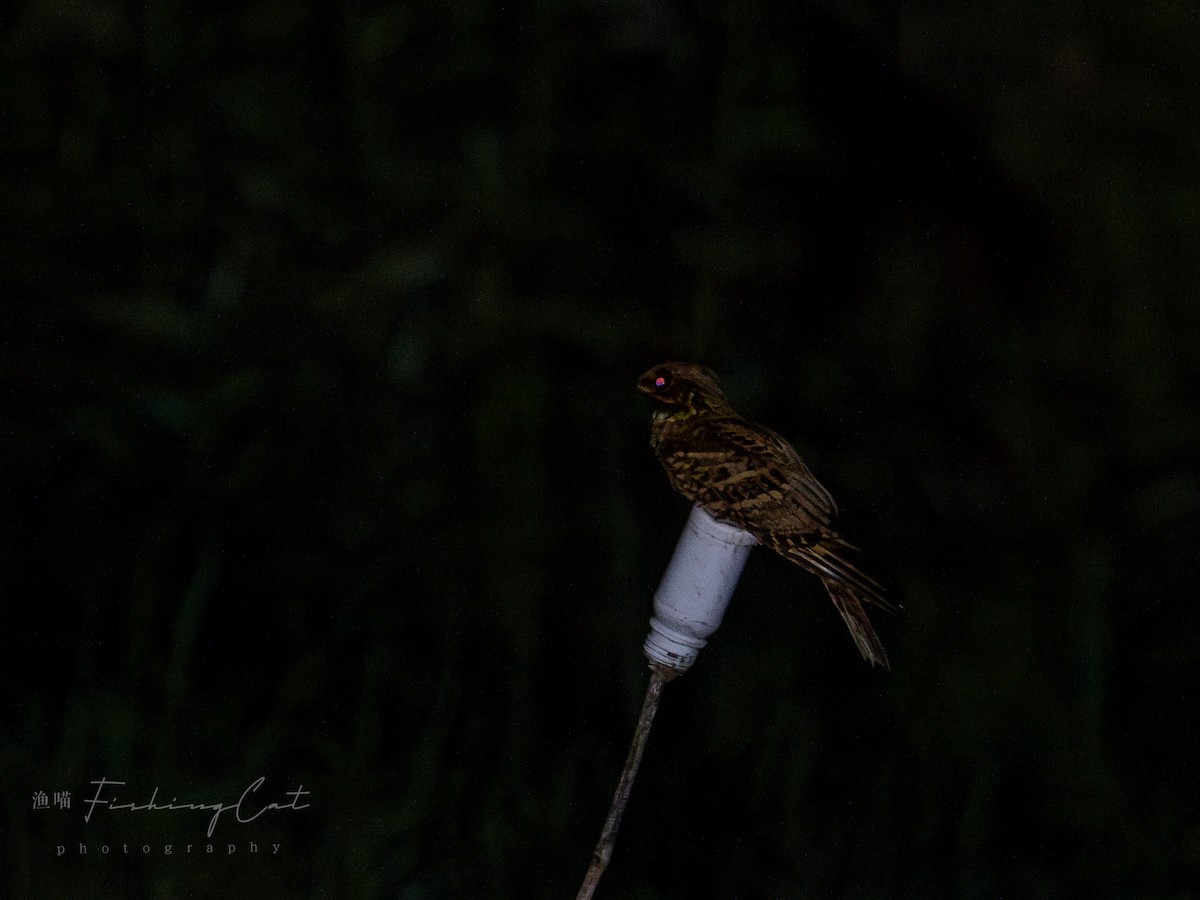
[82,777,310,838]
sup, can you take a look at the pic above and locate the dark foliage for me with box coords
[2,1,1198,897]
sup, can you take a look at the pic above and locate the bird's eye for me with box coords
[654,373,671,391]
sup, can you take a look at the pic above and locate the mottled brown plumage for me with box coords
[638,362,895,668]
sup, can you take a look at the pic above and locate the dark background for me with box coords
[3,2,1198,898]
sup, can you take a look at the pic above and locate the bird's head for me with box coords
[637,362,734,416]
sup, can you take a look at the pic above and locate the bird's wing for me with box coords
[756,423,839,518]
[776,531,899,615]
[655,416,838,532]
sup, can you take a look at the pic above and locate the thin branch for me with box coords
[575,663,677,900]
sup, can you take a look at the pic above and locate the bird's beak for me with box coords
[636,369,659,395]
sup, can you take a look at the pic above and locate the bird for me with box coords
[637,361,895,668]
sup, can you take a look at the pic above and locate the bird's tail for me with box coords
[822,579,890,669]
[783,534,896,669]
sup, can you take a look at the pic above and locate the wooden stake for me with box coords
[575,663,677,900]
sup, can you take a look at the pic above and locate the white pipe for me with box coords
[643,503,756,672]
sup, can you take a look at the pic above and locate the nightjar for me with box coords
[638,362,895,668]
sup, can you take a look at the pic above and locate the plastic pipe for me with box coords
[643,503,757,672]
